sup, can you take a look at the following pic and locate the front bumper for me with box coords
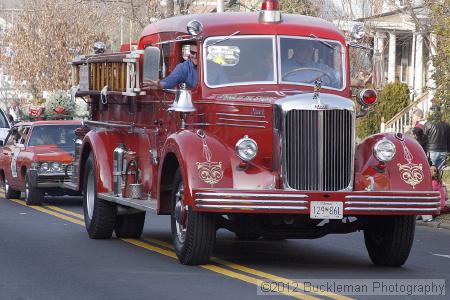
[192,189,441,215]
[28,169,72,188]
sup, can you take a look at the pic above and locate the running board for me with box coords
[98,192,158,212]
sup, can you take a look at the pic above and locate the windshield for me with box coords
[204,36,276,87]
[28,125,79,149]
[204,35,344,90]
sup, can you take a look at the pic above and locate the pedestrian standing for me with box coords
[423,105,450,168]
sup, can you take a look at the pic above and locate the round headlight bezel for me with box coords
[373,139,396,162]
[235,135,258,162]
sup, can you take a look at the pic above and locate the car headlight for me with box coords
[235,135,258,161]
[373,139,396,162]
[50,162,61,171]
[40,162,49,172]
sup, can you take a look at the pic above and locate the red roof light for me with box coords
[261,0,279,10]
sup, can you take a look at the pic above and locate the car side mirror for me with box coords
[0,140,3,146]
[143,46,161,83]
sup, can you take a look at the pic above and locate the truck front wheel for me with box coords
[364,216,415,267]
[171,169,216,265]
[83,153,117,239]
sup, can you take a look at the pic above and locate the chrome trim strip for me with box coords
[318,110,324,189]
[196,199,308,204]
[346,201,440,207]
[345,207,440,212]
[217,118,268,124]
[345,195,441,200]
[216,123,266,128]
[196,204,308,210]
[196,192,308,198]
[216,113,265,118]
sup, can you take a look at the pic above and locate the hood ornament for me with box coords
[312,79,328,109]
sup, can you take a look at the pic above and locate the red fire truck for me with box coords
[68,0,440,266]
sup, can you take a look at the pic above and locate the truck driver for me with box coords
[150,44,198,89]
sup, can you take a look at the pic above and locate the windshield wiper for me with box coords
[207,31,240,47]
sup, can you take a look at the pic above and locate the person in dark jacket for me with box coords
[423,105,450,168]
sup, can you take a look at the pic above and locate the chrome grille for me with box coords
[285,110,353,191]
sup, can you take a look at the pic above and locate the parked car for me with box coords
[0,120,81,205]
[0,108,12,144]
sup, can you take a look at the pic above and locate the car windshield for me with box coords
[204,35,344,90]
[28,125,79,149]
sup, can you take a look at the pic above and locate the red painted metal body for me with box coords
[72,12,439,218]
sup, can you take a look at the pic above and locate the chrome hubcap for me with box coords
[175,183,187,243]
[86,170,95,220]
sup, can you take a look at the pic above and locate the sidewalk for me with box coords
[417,209,450,230]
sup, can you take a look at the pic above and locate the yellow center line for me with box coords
[5,199,351,300]
[144,238,352,300]
[44,205,84,220]
[11,199,85,226]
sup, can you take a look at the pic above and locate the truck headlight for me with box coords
[235,135,258,161]
[373,139,396,162]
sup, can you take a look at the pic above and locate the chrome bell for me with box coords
[168,84,196,112]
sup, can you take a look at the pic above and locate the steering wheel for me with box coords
[282,67,333,84]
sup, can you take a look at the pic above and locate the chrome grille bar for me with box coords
[285,109,353,191]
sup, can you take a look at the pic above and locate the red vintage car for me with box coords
[0,120,81,205]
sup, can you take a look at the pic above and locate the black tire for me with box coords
[364,216,415,267]
[235,232,261,241]
[83,153,117,239]
[4,179,20,199]
[115,212,145,238]
[171,169,216,265]
[25,175,44,205]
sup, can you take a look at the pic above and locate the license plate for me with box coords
[310,201,343,219]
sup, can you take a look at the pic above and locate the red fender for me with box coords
[160,130,276,205]
[355,132,432,191]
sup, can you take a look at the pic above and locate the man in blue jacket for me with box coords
[151,44,198,89]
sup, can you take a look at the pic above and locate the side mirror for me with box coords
[143,46,161,83]
[372,51,385,90]
[0,140,4,147]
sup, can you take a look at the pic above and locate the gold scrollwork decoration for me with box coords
[397,162,423,189]
[196,162,224,185]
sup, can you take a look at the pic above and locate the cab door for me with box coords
[1,128,21,189]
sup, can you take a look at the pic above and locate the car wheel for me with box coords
[25,176,44,205]
[115,212,145,238]
[4,179,21,199]
[171,169,216,265]
[364,216,415,267]
[83,153,117,239]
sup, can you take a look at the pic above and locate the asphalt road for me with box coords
[1,194,449,300]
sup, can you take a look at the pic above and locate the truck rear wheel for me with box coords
[4,179,20,199]
[171,169,216,265]
[83,153,117,239]
[25,175,44,205]
[115,212,145,238]
[364,216,415,267]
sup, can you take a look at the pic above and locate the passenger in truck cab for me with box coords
[281,40,340,88]
[150,44,198,89]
